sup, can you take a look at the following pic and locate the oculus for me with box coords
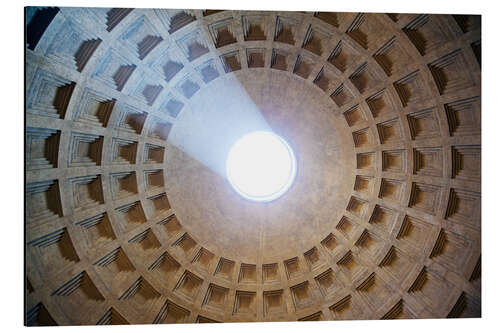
[226,131,297,202]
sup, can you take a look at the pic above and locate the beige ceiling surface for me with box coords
[25,7,481,325]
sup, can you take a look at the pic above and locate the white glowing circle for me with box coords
[226,131,297,202]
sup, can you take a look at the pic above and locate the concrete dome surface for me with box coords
[25,7,481,325]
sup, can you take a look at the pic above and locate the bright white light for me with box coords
[226,131,297,202]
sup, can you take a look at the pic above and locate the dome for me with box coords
[24,6,481,325]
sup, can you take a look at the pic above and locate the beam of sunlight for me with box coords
[167,75,272,177]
